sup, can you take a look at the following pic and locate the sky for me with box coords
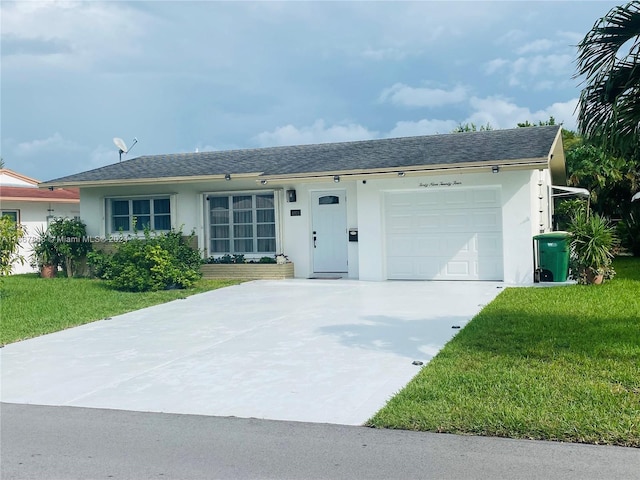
[0,0,624,182]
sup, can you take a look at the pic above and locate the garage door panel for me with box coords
[444,190,470,206]
[385,188,504,281]
[387,213,414,231]
[416,192,441,207]
[387,258,415,278]
[415,212,441,231]
[387,236,413,256]
[445,261,470,276]
[477,233,502,255]
[472,210,502,230]
[473,189,501,206]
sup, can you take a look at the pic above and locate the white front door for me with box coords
[311,190,348,273]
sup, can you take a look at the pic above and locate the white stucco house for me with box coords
[1,169,80,273]
[40,126,566,284]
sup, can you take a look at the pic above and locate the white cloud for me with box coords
[484,58,508,75]
[14,133,82,156]
[379,83,468,108]
[505,53,573,87]
[466,96,577,131]
[88,145,119,169]
[387,119,458,137]
[515,39,554,55]
[361,47,408,61]
[254,120,378,147]
[1,1,151,71]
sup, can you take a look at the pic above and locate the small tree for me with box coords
[0,216,25,277]
[47,218,92,277]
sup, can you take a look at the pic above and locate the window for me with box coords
[1,210,19,223]
[109,198,171,232]
[318,195,340,205]
[209,193,276,254]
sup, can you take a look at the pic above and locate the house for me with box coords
[0,169,80,273]
[40,126,566,284]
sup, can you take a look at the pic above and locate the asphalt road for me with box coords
[2,403,639,480]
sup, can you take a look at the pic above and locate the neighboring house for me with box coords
[0,169,80,274]
[40,126,566,284]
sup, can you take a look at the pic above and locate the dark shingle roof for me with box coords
[43,126,561,186]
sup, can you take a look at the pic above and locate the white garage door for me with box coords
[385,188,503,280]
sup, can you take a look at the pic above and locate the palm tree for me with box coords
[576,2,640,157]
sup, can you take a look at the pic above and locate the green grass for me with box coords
[0,274,241,346]
[367,257,640,447]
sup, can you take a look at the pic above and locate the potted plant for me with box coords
[568,213,617,284]
[31,226,60,278]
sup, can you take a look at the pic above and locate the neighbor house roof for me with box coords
[40,126,566,188]
[0,185,80,203]
[0,169,80,203]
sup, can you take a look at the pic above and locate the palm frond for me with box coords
[576,2,640,156]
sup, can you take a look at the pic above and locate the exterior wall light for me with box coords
[260,179,268,185]
[225,173,231,181]
[492,165,500,173]
[398,171,405,177]
[333,175,340,183]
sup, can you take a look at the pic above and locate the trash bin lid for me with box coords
[533,231,571,240]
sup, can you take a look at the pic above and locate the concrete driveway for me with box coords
[1,280,502,425]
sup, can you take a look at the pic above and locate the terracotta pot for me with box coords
[586,269,604,285]
[40,264,57,278]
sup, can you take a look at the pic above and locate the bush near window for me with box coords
[204,254,278,264]
[46,218,92,277]
[88,229,202,292]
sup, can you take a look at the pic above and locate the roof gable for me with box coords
[0,169,39,187]
[41,126,564,187]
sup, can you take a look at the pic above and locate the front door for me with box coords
[311,190,348,273]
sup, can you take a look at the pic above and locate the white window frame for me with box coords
[105,195,174,235]
[206,191,278,257]
[1,210,20,224]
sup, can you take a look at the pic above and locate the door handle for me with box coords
[313,235,317,248]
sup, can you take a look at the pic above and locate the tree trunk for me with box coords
[65,257,73,278]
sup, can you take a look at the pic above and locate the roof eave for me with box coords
[39,172,265,189]
[257,158,550,183]
[0,196,80,203]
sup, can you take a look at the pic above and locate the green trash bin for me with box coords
[533,231,571,282]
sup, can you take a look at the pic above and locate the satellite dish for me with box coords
[113,137,128,153]
[113,136,138,162]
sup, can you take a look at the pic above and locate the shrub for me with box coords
[0,216,25,277]
[617,210,640,256]
[89,229,202,292]
[568,212,617,284]
[46,218,92,277]
[206,254,246,264]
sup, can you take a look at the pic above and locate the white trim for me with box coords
[104,194,174,235]
[551,185,590,198]
[204,190,279,258]
[1,209,20,223]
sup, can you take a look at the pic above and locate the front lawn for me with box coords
[0,275,240,346]
[367,257,640,447]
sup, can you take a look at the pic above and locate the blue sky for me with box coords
[1,1,622,182]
